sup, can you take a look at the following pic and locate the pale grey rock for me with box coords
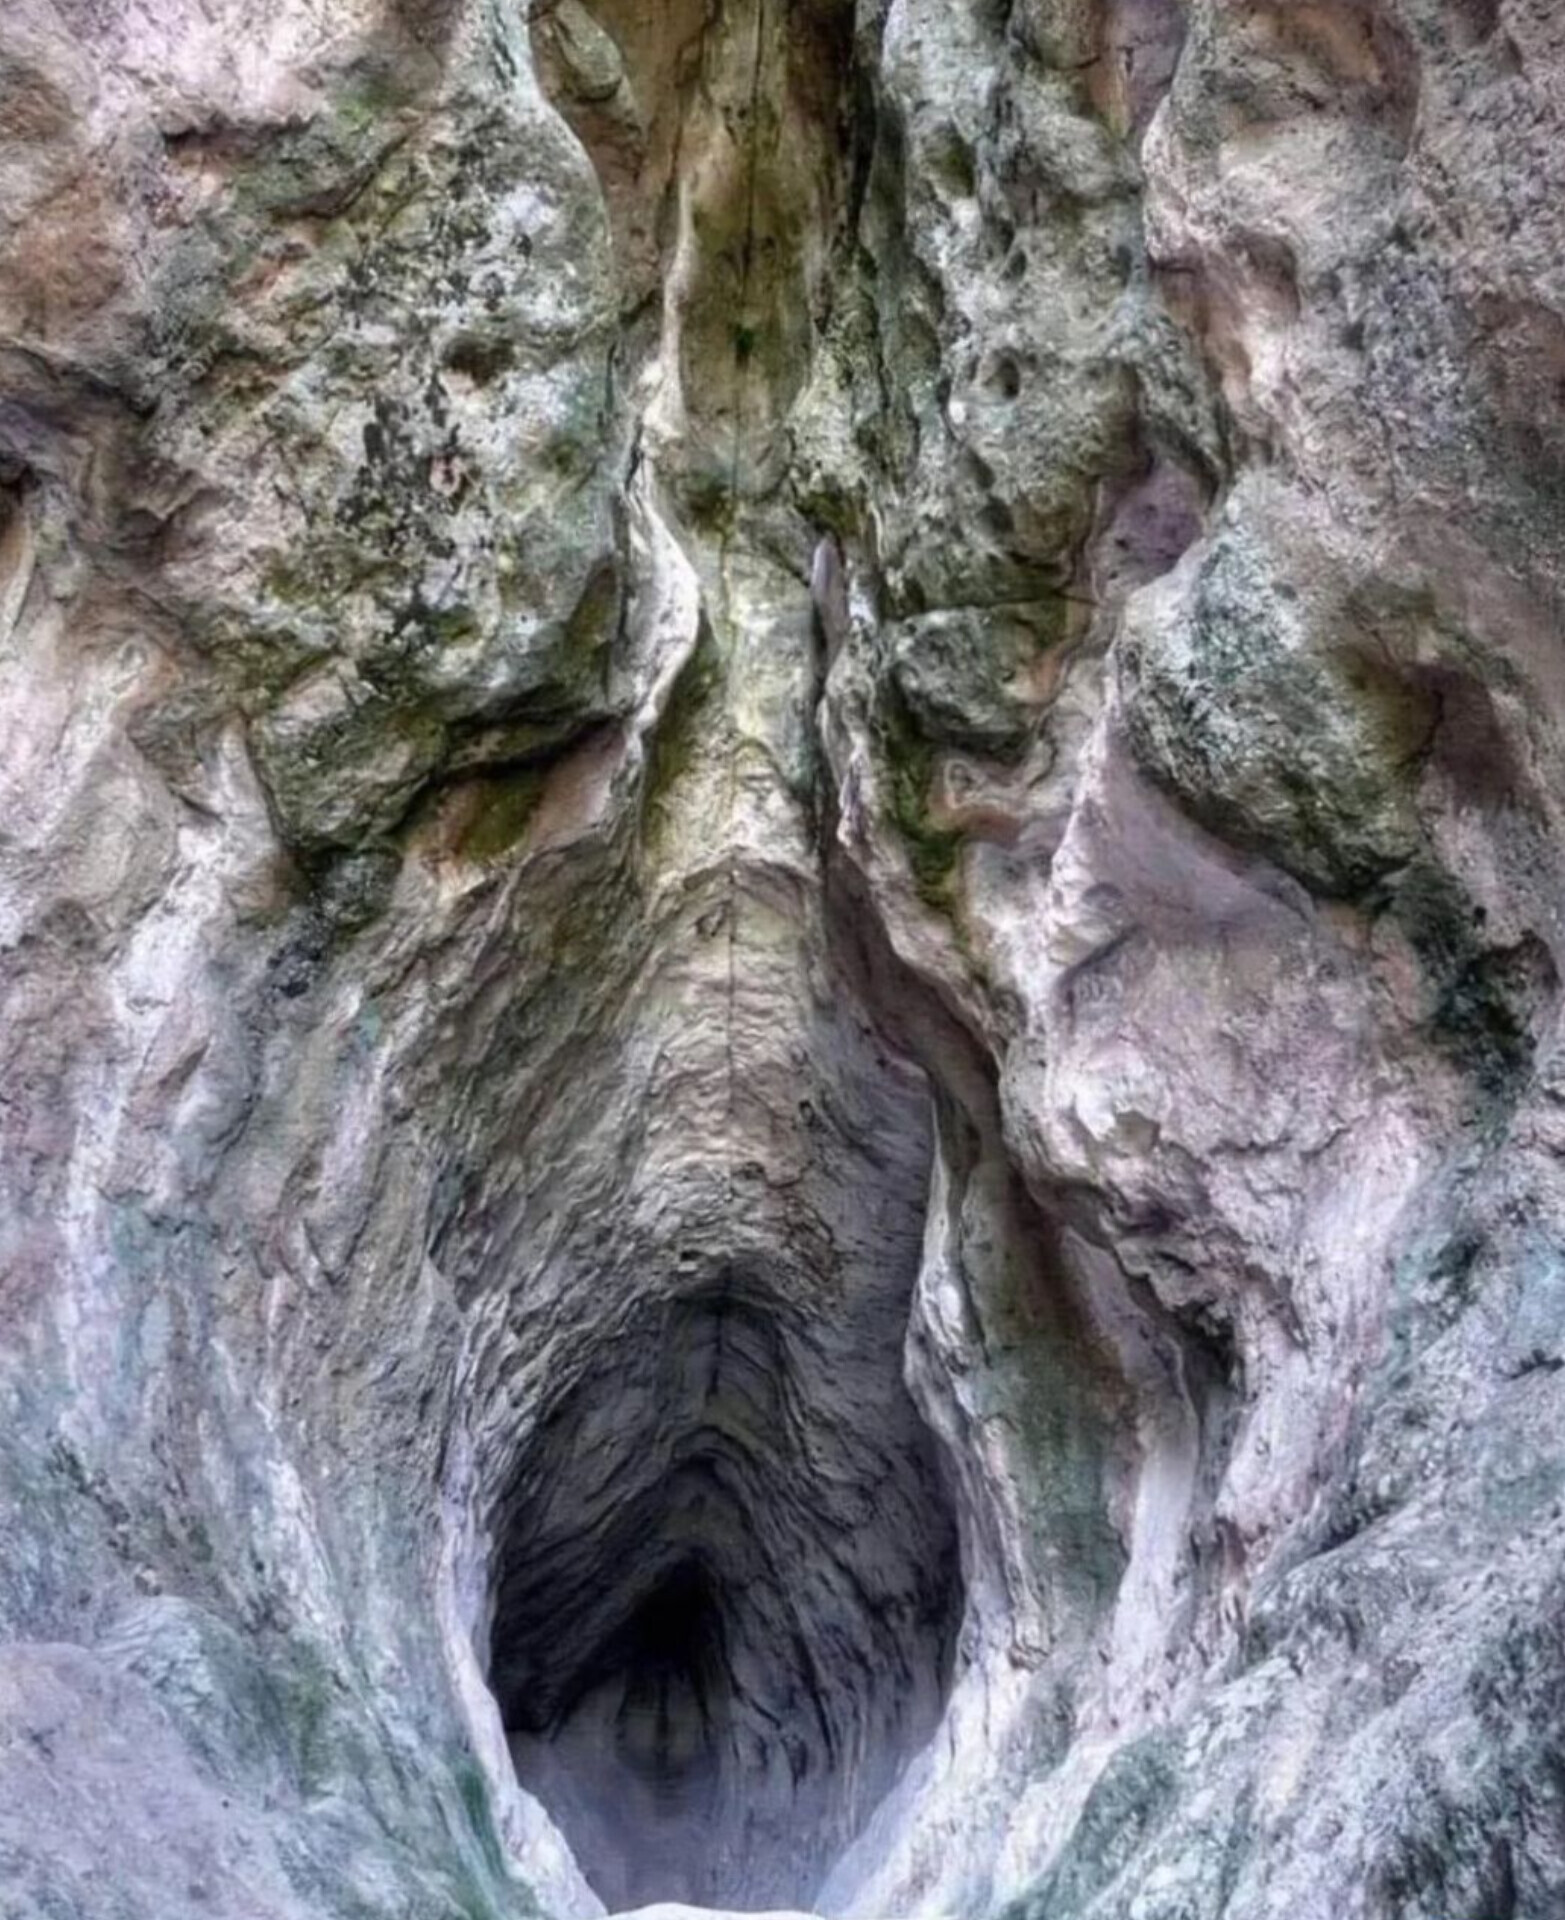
[3,2,1565,1919]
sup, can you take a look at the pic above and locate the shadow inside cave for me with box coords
[487,1278,962,1911]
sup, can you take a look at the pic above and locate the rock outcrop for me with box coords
[4,2,1565,1917]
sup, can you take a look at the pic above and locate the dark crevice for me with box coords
[487,1275,963,1911]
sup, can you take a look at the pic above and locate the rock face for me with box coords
[4,1,1565,1917]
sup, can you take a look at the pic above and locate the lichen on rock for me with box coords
[5,1,1565,1918]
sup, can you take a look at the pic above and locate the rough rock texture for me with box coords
[4,1,1565,1918]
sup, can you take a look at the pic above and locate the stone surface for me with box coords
[3,2,1565,1918]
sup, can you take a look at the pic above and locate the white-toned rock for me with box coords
[3,2,1565,1919]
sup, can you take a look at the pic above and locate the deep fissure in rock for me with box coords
[475,5,966,1900]
[487,1277,962,1911]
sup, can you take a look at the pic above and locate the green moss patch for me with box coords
[454,766,550,864]
[876,691,964,911]
[1385,861,1554,1103]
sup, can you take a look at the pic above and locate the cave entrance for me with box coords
[487,1282,963,1911]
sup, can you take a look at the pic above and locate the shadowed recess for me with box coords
[487,1277,963,1910]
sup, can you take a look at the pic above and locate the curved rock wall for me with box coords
[3,2,1565,1919]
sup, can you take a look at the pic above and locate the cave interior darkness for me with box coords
[485,1278,964,1912]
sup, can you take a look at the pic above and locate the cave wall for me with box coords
[3,1,1565,1918]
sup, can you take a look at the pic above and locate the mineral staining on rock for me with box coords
[4,1,1565,1918]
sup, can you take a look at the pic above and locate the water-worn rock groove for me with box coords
[454,2,966,1903]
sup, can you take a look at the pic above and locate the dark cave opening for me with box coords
[486,1281,963,1912]
[564,1559,731,1809]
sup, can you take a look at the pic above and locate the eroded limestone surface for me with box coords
[3,2,1565,1918]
